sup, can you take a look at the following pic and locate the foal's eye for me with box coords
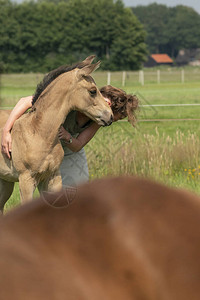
[89,89,97,97]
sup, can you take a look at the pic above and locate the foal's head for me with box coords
[32,56,113,127]
[70,62,114,126]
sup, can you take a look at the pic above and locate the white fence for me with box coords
[101,69,200,86]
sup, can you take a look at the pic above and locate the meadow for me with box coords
[1,67,200,211]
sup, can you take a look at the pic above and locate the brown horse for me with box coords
[0,56,113,211]
[0,176,200,300]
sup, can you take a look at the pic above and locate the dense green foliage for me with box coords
[0,0,147,72]
[132,3,200,58]
[1,0,199,72]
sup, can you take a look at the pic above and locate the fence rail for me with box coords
[141,103,200,107]
[2,103,200,110]
[93,69,200,86]
[1,69,200,92]
[2,101,200,109]
[1,105,200,123]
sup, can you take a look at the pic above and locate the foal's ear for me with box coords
[77,61,101,78]
[82,55,96,65]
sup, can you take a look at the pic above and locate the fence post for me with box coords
[181,69,185,83]
[122,71,126,87]
[157,69,160,84]
[107,72,111,85]
[139,70,144,86]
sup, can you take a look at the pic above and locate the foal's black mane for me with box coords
[32,61,88,105]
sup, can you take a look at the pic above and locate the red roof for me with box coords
[151,54,173,63]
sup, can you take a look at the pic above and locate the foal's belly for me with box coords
[0,169,19,182]
[0,155,19,182]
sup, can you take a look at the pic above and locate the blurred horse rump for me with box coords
[0,176,200,300]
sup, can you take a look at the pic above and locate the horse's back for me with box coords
[0,176,200,300]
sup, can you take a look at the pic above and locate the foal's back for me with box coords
[0,176,200,300]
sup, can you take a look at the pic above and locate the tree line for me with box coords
[0,0,147,72]
[1,0,200,73]
[131,3,200,58]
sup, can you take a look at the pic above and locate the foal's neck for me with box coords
[31,77,73,142]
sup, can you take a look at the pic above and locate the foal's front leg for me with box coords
[18,172,36,203]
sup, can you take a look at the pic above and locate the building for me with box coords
[144,54,173,67]
[175,49,200,66]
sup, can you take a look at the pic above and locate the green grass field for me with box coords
[1,69,200,211]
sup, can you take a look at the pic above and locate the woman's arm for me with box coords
[1,96,33,158]
[58,122,101,153]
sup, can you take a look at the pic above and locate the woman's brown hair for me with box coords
[100,85,139,126]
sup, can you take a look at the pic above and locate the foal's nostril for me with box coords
[106,115,113,126]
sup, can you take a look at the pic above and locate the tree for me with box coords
[109,7,147,70]
[167,6,200,57]
[132,3,170,54]
[0,0,21,72]
[37,0,69,3]
[132,3,200,58]
[64,0,147,70]
[1,0,147,72]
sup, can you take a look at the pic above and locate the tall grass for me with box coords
[85,126,200,194]
[6,127,200,211]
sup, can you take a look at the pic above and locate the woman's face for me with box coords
[102,93,127,122]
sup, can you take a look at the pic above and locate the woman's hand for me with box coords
[1,129,12,159]
[58,126,72,143]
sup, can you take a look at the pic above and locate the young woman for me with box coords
[1,85,138,187]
